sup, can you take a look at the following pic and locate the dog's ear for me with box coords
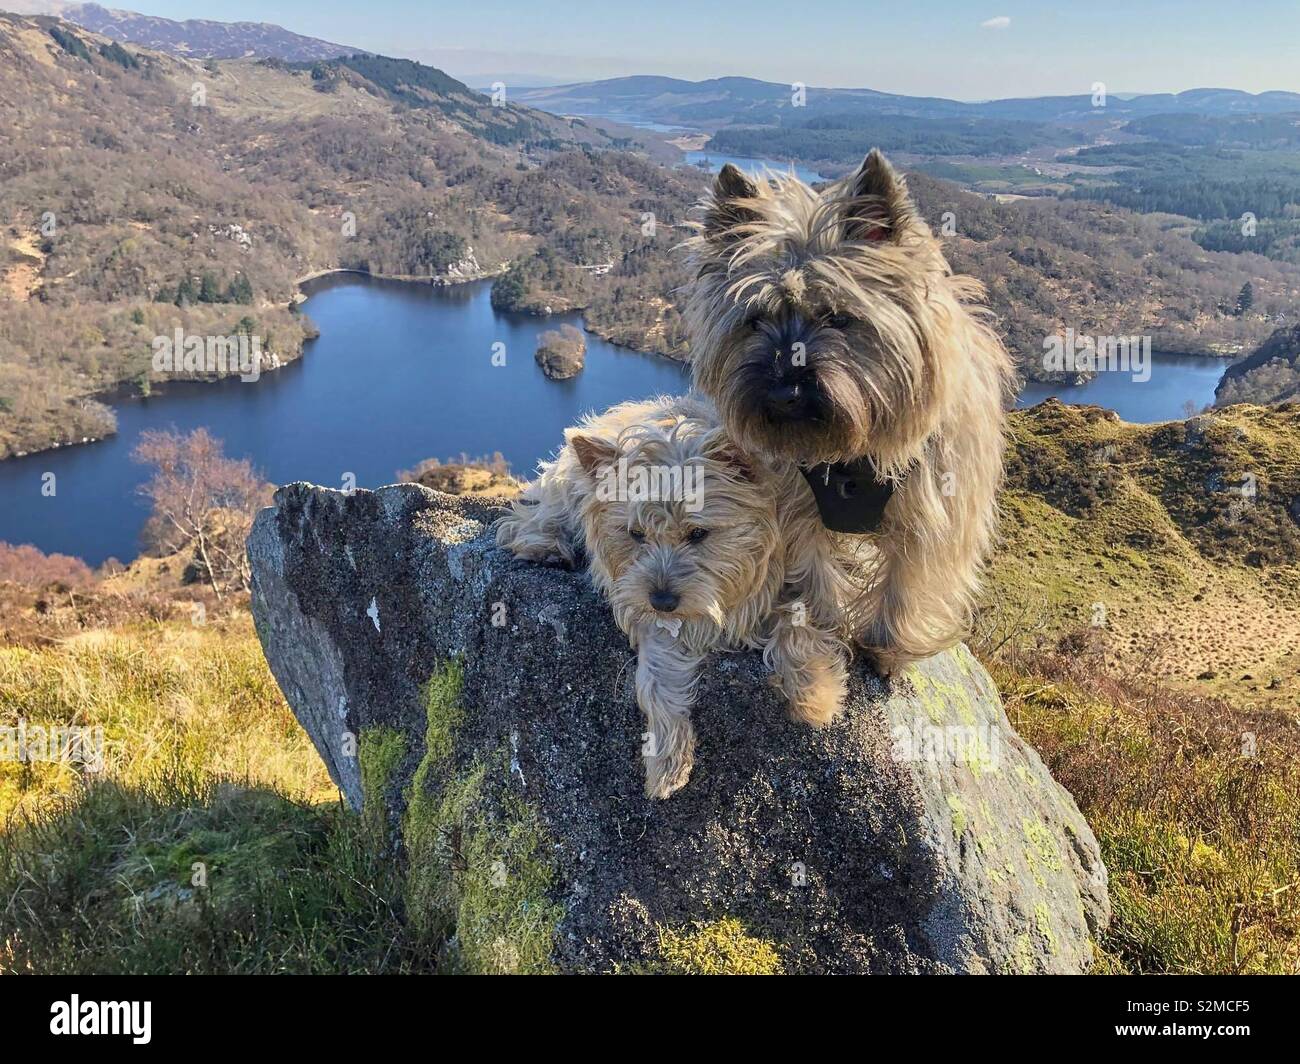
[705,437,758,482]
[844,149,915,243]
[569,433,619,478]
[703,163,761,244]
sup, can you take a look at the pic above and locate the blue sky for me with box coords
[45,1,1300,97]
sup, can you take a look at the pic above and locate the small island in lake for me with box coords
[535,324,587,380]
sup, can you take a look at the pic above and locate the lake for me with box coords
[1016,352,1227,422]
[0,275,687,566]
[683,150,827,185]
[0,276,1228,567]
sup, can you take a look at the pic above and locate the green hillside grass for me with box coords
[989,401,1300,711]
[997,654,1299,973]
[0,618,437,974]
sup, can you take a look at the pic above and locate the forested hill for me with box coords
[4,11,1300,466]
[516,75,1300,127]
[1216,324,1300,406]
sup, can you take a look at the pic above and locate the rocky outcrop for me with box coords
[247,482,1109,974]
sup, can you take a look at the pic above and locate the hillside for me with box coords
[988,400,1300,712]
[0,13,701,458]
[4,12,1298,466]
[1216,323,1300,405]
[906,173,1300,364]
[12,2,359,60]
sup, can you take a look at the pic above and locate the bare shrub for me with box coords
[132,428,271,599]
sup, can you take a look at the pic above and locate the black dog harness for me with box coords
[800,457,896,534]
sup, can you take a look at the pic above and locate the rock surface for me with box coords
[248,482,1109,973]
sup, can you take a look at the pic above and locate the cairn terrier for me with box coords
[685,149,1015,674]
[495,395,853,799]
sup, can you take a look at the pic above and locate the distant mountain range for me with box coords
[9,8,1299,118]
[6,2,358,60]
[515,75,1300,128]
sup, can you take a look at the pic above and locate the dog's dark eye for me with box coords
[747,317,763,332]
[686,527,710,544]
[826,312,854,330]
[629,528,646,542]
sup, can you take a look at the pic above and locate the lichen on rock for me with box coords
[654,918,784,975]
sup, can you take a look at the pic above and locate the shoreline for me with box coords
[1,266,511,463]
[0,267,681,464]
[294,264,509,295]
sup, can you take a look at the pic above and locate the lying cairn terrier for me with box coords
[685,149,1015,675]
[495,396,853,798]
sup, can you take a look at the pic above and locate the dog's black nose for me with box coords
[649,589,680,613]
[765,381,812,421]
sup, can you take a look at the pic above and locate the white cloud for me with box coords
[980,16,1012,30]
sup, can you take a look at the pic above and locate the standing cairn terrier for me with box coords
[685,149,1015,676]
[495,395,853,798]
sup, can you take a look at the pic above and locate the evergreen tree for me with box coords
[199,272,222,304]
[226,274,254,304]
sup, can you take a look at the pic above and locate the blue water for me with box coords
[0,275,687,566]
[683,150,827,185]
[1016,352,1227,423]
[570,111,691,134]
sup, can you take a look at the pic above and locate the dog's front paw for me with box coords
[642,723,696,800]
[865,646,909,681]
[502,539,575,570]
[785,658,848,728]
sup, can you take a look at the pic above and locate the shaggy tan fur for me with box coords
[495,395,853,798]
[683,149,1015,674]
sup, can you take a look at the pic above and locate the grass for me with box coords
[993,651,1300,973]
[991,402,1300,711]
[0,619,562,974]
[0,617,330,822]
[0,615,434,974]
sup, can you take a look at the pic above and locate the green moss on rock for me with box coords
[358,726,407,844]
[401,661,562,973]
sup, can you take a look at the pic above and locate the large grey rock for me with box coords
[248,482,1109,974]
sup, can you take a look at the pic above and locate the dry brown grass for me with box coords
[991,646,1300,973]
